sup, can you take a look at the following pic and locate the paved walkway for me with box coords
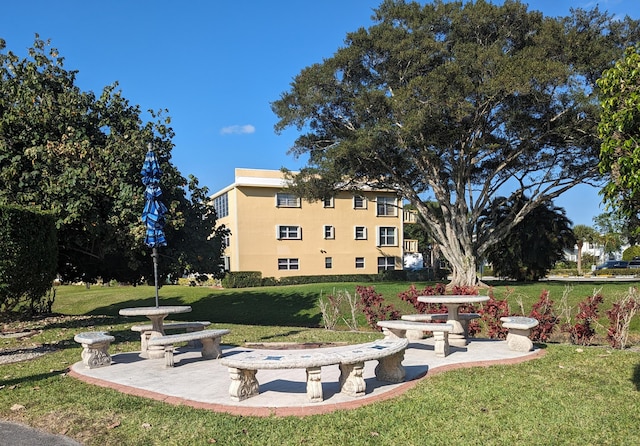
[69,337,544,417]
[0,420,83,445]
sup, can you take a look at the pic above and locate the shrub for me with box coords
[221,271,263,288]
[528,290,559,342]
[622,245,640,261]
[606,287,640,349]
[356,285,400,330]
[562,292,603,345]
[478,289,510,339]
[0,205,58,314]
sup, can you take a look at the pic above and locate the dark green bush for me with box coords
[221,271,263,288]
[0,205,58,314]
[623,245,640,260]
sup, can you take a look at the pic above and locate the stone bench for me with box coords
[147,328,230,367]
[131,321,211,354]
[500,316,539,352]
[376,320,453,357]
[74,331,115,369]
[219,338,408,403]
[402,313,480,338]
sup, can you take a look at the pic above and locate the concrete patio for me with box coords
[69,337,544,417]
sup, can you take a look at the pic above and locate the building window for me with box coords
[378,256,396,272]
[377,226,397,246]
[354,226,367,240]
[353,195,367,209]
[324,225,335,239]
[376,196,397,216]
[276,193,301,208]
[277,225,301,240]
[323,197,334,208]
[213,192,228,218]
[223,234,230,249]
[278,258,299,270]
[325,257,332,269]
[355,257,365,269]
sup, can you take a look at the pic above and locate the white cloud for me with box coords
[220,124,255,135]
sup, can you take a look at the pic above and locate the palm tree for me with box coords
[573,225,599,274]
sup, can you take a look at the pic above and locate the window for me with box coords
[324,225,335,239]
[355,257,365,269]
[353,195,367,209]
[378,256,396,272]
[213,192,228,218]
[377,226,397,246]
[276,193,300,208]
[223,234,230,249]
[354,226,367,240]
[277,225,301,240]
[325,257,332,269]
[278,258,299,270]
[376,196,397,216]
[323,197,334,208]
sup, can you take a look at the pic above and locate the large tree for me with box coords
[272,0,640,287]
[598,44,640,238]
[0,36,228,284]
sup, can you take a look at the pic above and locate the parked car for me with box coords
[595,260,629,270]
[628,257,640,269]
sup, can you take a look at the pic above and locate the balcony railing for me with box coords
[403,209,417,224]
[404,239,419,253]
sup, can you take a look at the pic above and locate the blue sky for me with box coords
[2,0,639,226]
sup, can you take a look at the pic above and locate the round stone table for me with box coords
[417,295,489,347]
[119,306,192,359]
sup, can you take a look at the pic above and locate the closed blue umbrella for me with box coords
[141,144,167,307]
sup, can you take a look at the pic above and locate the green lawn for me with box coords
[1,281,640,445]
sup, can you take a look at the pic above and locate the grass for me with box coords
[1,280,640,445]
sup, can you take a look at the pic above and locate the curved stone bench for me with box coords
[376,320,453,357]
[220,338,408,402]
[147,328,230,367]
[74,331,115,369]
[402,313,480,339]
[131,321,211,353]
[500,316,539,352]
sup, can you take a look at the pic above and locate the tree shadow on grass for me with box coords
[633,363,640,391]
[85,289,323,328]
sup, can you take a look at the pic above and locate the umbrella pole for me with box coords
[152,247,159,307]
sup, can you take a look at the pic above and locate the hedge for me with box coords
[0,204,58,314]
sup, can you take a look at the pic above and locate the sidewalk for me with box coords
[69,337,543,417]
[0,420,82,445]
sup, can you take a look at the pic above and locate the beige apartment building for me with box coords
[211,168,416,279]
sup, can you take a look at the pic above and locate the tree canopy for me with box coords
[0,36,228,284]
[272,0,640,286]
[598,44,640,237]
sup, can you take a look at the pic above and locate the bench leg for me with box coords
[381,327,407,339]
[228,367,259,401]
[506,328,534,352]
[339,362,366,397]
[139,332,151,358]
[186,326,204,348]
[433,330,450,357]
[306,367,324,402]
[80,341,112,369]
[163,345,175,367]
[406,329,425,340]
[375,350,406,382]
[200,336,223,359]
